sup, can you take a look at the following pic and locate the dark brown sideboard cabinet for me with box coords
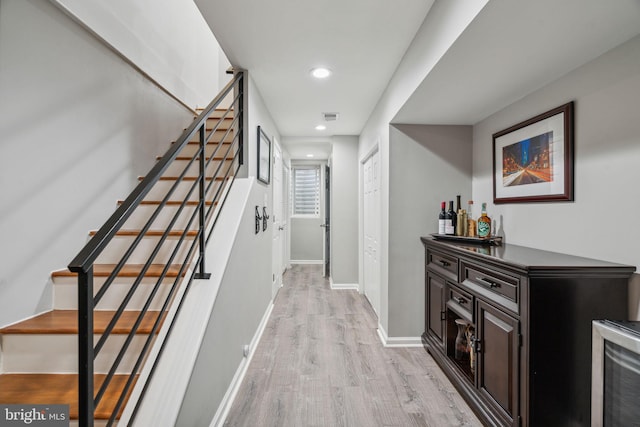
[420,236,635,427]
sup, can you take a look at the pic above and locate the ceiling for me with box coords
[195,0,640,154]
[393,0,640,125]
[194,0,434,138]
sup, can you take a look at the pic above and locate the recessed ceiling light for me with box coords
[306,154,314,158]
[310,67,331,79]
[315,125,326,131]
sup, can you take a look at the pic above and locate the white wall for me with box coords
[0,0,197,327]
[176,179,272,426]
[175,72,282,426]
[472,34,640,319]
[388,125,472,337]
[51,0,228,108]
[245,76,281,186]
[330,136,359,285]
[358,1,487,337]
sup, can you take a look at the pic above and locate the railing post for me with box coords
[78,267,95,427]
[238,72,244,166]
[194,124,211,280]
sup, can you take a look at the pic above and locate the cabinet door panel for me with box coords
[426,272,445,345]
[477,299,519,425]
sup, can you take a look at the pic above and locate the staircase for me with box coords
[0,72,244,426]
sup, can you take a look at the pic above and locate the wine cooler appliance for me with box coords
[591,320,640,427]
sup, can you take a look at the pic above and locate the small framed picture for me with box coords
[493,102,574,204]
[257,125,271,184]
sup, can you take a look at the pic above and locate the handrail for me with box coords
[68,70,244,426]
[68,72,242,273]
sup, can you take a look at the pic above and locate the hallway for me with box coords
[224,265,481,426]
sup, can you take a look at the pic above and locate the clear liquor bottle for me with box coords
[467,200,477,237]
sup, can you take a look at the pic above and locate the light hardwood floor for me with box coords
[224,265,482,427]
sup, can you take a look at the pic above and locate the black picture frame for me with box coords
[257,125,271,184]
[493,101,574,204]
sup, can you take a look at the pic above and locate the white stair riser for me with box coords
[122,204,199,231]
[162,158,233,178]
[53,277,176,311]
[202,109,234,119]
[144,177,228,201]
[95,235,194,265]
[70,420,112,427]
[178,141,235,158]
[1,334,155,374]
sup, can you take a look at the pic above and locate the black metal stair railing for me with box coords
[68,71,244,426]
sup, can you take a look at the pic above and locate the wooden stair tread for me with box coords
[0,373,136,420]
[89,229,198,237]
[157,176,229,181]
[155,155,231,161]
[0,310,165,335]
[52,263,185,278]
[137,175,229,182]
[117,199,215,206]
[168,140,232,147]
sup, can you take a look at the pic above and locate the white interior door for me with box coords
[272,140,283,298]
[282,165,290,273]
[363,150,380,317]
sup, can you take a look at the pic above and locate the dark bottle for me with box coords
[438,201,446,234]
[456,195,462,212]
[445,201,457,235]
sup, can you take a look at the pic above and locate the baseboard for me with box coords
[210,301,275,427]
[289,260,323,265]
[329,277,359,291]
[376,323,423,348]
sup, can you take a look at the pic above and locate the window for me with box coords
[291,165,320,217]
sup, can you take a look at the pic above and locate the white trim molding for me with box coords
[329,277,359,291]
[376,323,423,348]
[210,301,275,427]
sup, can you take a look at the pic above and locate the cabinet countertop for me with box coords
[421,236,636,276]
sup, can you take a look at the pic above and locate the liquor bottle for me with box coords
[455,195,465,236]
[467,200,477,237]
[477,202,491,238]
[438,202,446,234]
[456,209,466,236]
[445,201,456,235]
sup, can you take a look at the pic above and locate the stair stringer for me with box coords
[118,177,256,426]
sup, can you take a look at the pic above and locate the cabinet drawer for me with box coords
[461,261,519,313]
[446,284,473,323]
[427,249,458,281]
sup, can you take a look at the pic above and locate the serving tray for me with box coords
[430,233,502,246]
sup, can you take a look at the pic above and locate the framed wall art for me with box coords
[257,125,271,184]
[493,101,574,204]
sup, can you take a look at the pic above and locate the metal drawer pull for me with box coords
[453,296,466,305]
[439,259,451,267]
[476,277,499,288]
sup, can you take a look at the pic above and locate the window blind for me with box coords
[292,166,320,216]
